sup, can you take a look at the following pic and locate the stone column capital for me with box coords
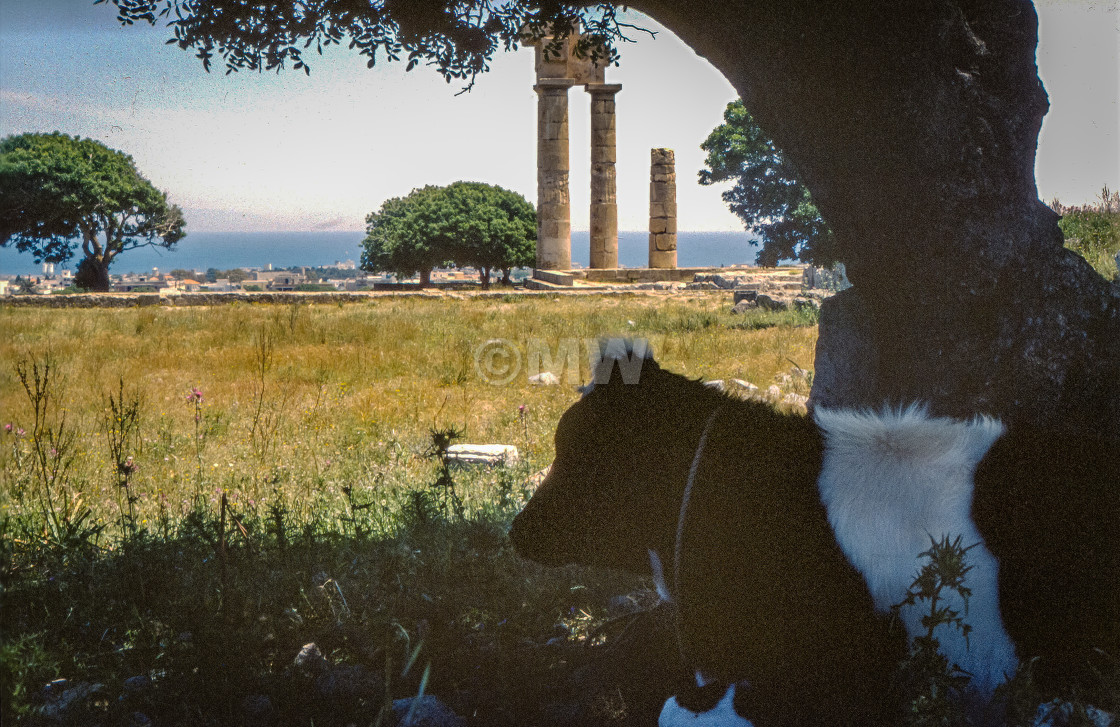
[585,83,622,95]
[534,77,578,93]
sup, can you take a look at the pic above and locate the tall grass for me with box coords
[1,297,816,534]
[0,294,818,725]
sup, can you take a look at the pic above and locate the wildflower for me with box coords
[16,428,25,437]
[187,387,203,404]
[118,456,138,481]
[3,423,11,433]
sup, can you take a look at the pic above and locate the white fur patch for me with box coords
[814,405,1018,694]
[659,684,753,727]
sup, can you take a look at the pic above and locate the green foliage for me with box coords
[699,101,836,266]
[362,182,535,288]
[1052,187,1120,281]
[204,267,250,283]
[103,377,143,535]
[14,355,105,554]
[362,187,455,286]
[892,535,976,727]
[0,132,185,291]
[444,181,536,288]
[13,276,36,295]
[99,1,637,90]
[310,266,364,281]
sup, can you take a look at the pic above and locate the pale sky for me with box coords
[0,0,1117,233]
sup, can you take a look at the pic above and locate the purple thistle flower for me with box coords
[119,456,138,480]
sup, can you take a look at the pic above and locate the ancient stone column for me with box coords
[535,78,576,270]
[649,148,677,269]
[588,83,621,269]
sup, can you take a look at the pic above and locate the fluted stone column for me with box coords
[649,148,677,269]
[535,78,576,270]
[588,83,621,269]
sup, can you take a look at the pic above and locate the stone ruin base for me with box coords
[528,265,807,287]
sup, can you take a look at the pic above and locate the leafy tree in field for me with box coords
[443,182,536,288]
[362,187,456,287]
[0,132,185,291]
[362,182,535,288]
[699,100,836,267]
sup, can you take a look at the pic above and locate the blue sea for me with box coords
[0,230,762,277]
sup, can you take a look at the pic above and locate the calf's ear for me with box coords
[590,337,659,387]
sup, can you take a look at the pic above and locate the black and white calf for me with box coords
[509,341,1119,726]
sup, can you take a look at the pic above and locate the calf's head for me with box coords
[509,342,726,574]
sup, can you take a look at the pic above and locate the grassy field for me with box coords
[1,294,819,726]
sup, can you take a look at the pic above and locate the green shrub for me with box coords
[1052,186,1120,281]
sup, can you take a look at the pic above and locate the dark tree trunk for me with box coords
[636,0,1120,435]
[419,268,432,288]
[479,266,492,290]
[74,255,112,292]
[501,268,513,286]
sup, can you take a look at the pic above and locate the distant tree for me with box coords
[0,132,185,291]
[169,268,197,280]
[699,100,835,267]
[204,267,249,283]
[315,266,362,280]
[13,276,36,295]
[443,182,536,288]
[362,186,456,287]
[361,182,535,288]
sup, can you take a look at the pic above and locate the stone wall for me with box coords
[0,292,422,308]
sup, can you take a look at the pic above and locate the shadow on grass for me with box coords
[2,501,679,726]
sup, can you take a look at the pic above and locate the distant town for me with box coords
[0,261,535,296]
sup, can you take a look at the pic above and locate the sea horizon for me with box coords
[0,230,764,278]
